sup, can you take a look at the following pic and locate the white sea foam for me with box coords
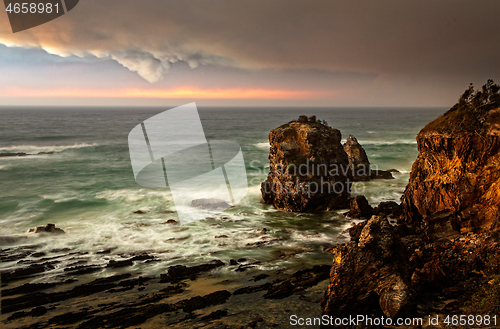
[254,142,270,149]
[0,143,98,154]
[341,139,417,146]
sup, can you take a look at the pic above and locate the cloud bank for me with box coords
[0,0,498,86]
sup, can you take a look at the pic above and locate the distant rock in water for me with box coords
[402,79,500,236]
[191,198,231,210]
[28,224,65,234]
[0,151,54,157]
[344,135,370,171]
[261,116,351,212]
[343,135,394,181]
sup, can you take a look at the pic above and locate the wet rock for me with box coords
[347,221,367,241]
[165,219,178,224]
[233,282,272,295]
[0,152,28,157]
[107,259,133,268]
[28,223,65,234]
[160,259,225,283]
[2,282,58,297]
[1,262,56,284]
[373,201,403,219]
[200,309,228,321]
[369,169,394,180]
[191,198,231,210]
[64,264,103,275]
[132,210,146,214]
[129,253,155,261]
[343,135,370,176]
[7,306,48,321]
[2,274,131,313]
[229,259,238,265]
[344,195,373,219]
[322,216,412,318]
[251,274,270,282]
[261,116,351,212]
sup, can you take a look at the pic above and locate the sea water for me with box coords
[0,107,444,278]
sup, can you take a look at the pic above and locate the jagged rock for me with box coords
[373,201,403,219]
[402,80,500,236]
[160,260,225,283]
[28,224,65,234]
[343,135,370,174]
[261,116,351,212]
[191,198,231,210]
[322,216,412,318]
[343,135,394,181]
[344,195,373,219]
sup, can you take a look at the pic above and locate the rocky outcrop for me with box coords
[343,135,370,173]
[343,135,394,181]
[261,116,351,211]
[401,80,500,237]
[344,195,373,219]
[322,216,412,318]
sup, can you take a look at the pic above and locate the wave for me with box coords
[254,142,270,149]
[0,143,98,154]
[342,139,417,146]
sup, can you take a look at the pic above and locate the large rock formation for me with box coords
[261,116,351,211]
[322,81,500,321]
[402,80,500,237]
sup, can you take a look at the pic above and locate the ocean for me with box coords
[0,107,445,279]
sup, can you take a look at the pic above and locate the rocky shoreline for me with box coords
[1,242,333,328]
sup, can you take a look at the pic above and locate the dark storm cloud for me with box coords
[0,0,498,84]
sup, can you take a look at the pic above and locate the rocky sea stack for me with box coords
[261,115,351,212]
[322,81,500,322]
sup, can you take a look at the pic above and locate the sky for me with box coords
[0,0,499,107]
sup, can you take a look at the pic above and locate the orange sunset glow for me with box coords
[0,87,327,100]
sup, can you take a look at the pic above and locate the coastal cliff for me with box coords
[322,81,500,322]
[402,80,500,237]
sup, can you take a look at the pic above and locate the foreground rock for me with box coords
[344,195,373,219]
[322,216,412,318]
[261,116,351,211]
[402,80,500,237]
